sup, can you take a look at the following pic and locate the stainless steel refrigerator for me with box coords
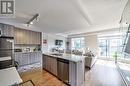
[0,36,14,57]
[0,36,14,69]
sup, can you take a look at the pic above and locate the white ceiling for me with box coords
[0,0,128,36]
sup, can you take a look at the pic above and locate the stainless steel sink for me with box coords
[51,53,63,56]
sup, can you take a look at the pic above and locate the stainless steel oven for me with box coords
[0,36,14,69]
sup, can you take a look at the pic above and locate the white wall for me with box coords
[85,34,98,54]
[42,33,66,53]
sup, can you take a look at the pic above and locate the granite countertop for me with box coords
[43,53,86,62]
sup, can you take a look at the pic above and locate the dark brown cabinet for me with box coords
[0,23,41,45]
[14,28,41,45]
[43,55,57,76]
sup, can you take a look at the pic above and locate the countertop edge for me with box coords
[43,53,85,63]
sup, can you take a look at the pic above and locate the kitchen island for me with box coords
[43,53,85,86]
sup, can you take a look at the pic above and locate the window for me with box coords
[99,39,108,57]
[71,37,85,51]
[98,34,123,59]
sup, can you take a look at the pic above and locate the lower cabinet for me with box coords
[22,53,30,65]
[14,53,23,66]
[50,57,57,76]
[42,54,85,86]
[43,55,57,76]
[14,52,42,66]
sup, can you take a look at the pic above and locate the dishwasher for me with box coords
[57,58,69,84]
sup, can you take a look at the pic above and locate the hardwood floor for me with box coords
[20,60,126,86]
[20,68,67,86]
[85,60,126,86]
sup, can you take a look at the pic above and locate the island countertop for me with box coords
[43,53,86,62]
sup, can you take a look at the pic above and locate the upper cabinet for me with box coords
[14,28,41,45]
[0,23,41,45]
[0,23,14,37]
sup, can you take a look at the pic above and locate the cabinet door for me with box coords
[14,28,23,44]
[38,33,41,44]
[33,53,37,63]
[43,55,46,68]
[29,31,33,44]
[43,55,50,71]
[14,53,23,66]
[21,29,27,44]
[35,32,39,44]
[33,32,41,45]
[43,55,48,70]
[24,30,28,44]
[36,33,39,44]
[14,28,27,44]
[50,57,57,76]
[35,32,38,44]
[26,30,31,44]
[30,52,34,64]
[42,55,57,76]
[35,52,39,63]
[44,56,47,69]
[14,28,18,44]
[18,53,23,66]
[36,52,42,63]
[31,31,36,44]
[6,25,14,37]
[46,57,51,71]
[37,32,41,44]
[22,53,30,65]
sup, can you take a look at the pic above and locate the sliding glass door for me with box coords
[98,36,123,60]
[99,39,109,57]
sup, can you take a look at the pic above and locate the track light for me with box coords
[30,22,33,25]
[26,13,39,26]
